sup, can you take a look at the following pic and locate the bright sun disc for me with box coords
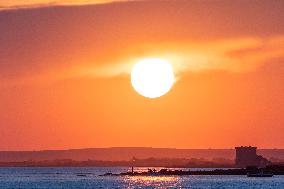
[131,58,175,98]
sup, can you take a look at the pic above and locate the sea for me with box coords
[0,167,283,189]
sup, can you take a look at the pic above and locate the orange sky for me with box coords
[0,0,283,150]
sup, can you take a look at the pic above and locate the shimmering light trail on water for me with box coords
[125,175,180,188]
[0,167,283,189]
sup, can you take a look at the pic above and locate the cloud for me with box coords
[0,0,283,84]
[0,0,120,10]
[174,36,284,73]
[73,35,284,80]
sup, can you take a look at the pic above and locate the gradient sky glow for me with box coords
[0,0,283,150]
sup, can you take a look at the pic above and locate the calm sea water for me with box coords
[0,167,283,189]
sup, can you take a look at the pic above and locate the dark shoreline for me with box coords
[100,165,284,176]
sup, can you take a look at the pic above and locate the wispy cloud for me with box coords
[0,0,122,10]
[0,0,283,84]
[73,35,284,80]
[175,36,284,73]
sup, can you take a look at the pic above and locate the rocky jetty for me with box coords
[100,165,284,176]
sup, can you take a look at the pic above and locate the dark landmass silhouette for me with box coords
[100,165,284,176]
[0,157,235,167]
[0,147,284,168]
[0,147,284,163]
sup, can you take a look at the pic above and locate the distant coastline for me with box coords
[0,147,283,167]
[0,157,235,168]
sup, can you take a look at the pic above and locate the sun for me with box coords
[131,58,175,98]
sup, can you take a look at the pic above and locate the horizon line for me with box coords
[1,146,284,152]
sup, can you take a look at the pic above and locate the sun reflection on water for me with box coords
[123,175,181,188]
